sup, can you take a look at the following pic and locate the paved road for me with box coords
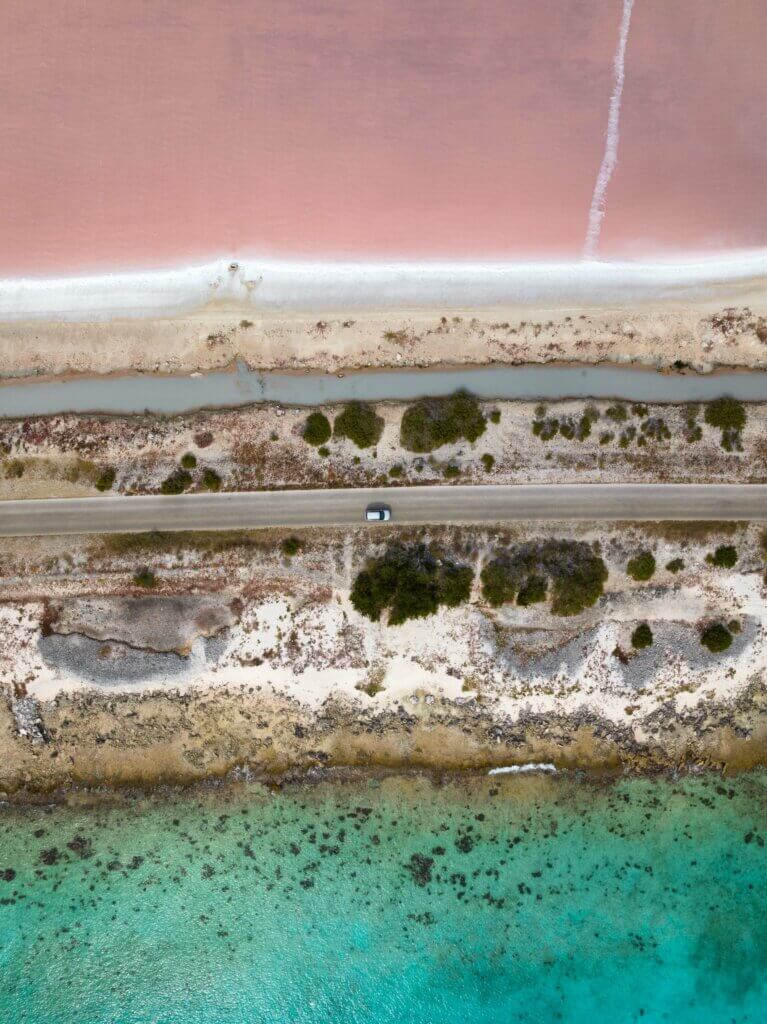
[0,485,765,537]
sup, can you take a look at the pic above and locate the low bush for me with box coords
[388,464,404,478]
[333,402,384,449]
[704,398,746,433]
[95,467,116,492]
[133,567,158,588]
[481,540,607,616]
[481,453,495,472]
[400,391,486,452]
[444,464,460,479]
[180,452,197,469]
[489,409,501,424]
[201,468,222,491]
[160,469,193,495]
[282,536,302,557]
[516,575,548,606]
[606,404,628,423]
[700,622,733,653]
[627,551,656,581]
[704,398,746,451]
[350,544,472,625]
[706,545,737,569]
[665,558,685,574]
[303,412,331,446]
[318,446,330,458]
[631,622,653,649]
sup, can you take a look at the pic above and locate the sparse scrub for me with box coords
[481,539,607,616]
[606,404,628,423]
[350,543,472,625]
[388,464,404,478]
[666,558,685,574]
[627,551,656,581]
[400,391,486,452]
[516,575,548,607]
[333,402,384,449]
[303,412,331,446]
[444,464,461,479]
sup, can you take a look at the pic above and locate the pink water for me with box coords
[1,0,766,274]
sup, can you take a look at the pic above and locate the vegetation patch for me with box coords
[400,391,486,453]
[303,412,331,447]
[704,398,746,451]
[627,551,656,582]
[201,468,222,491]
[481,453,495,472]
[631,623,653,649]
[700,622,733,653]
[350,543,472,625]
[665,558,685,574]
[481,539,607,616]
[132,567,158,589]
[160,469,193,495]
[180,452,197,469]
[333,402,384,449]
[281,536,302,557]
[706,545,737,569]
[95,467,116,492]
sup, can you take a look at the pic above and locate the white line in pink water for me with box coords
[583,0,635,259]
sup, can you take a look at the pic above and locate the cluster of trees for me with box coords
[481,539,608,616]
[350,544,472,625]
[303,403,384,450]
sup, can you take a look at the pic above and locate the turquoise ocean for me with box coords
[1,772,766,1023]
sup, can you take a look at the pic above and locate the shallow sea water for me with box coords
[1,772,766,1023]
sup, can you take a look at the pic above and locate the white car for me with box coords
[365,505,391,522]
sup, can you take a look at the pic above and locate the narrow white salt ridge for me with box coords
[2,251,767,321]
[583,0,635,259]
[488,764,557,776]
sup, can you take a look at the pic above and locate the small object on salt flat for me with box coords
[337,372,344,379]
[488,763,557,776]
[229,262,239,272]
[190,372,202,378]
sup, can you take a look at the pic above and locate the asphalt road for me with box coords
[0,484,765,537]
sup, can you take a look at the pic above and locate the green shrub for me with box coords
[303,412,331,446]
[631,623,653,649]
[388,464,404,478]
[606,404,628,423]
[481,540,607,616]
[201,468,222,491]
[666,558,685,574]
[627,551,656,581]
[631,403,648,418]
[333,402,384,449]
[444,464,460,479]
[350,544,472,625]
[706,545,737,568]
[533,417,559,441]
[700,622,733,653]
[517,575,548,606]
[728,619,742,634]
[5,459,25,478]
[95,467,116,492]
[704,398,746,433]
[400,391,486,452]
[160,469,193,495]
[282,536,302,557]
[481,453,495,472]
[180,452,197,469]
[489,410,501,424]
[318,446,330,458]
[133,567,158,588]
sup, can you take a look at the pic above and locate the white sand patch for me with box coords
[3,252,767,322]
